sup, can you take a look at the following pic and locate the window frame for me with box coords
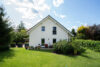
[52,27,57,35]
[41,26,45,31]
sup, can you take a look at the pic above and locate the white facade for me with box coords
[28,15,73,47]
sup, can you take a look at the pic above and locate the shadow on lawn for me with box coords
[0,49,15,62]
[67,52,94,60]
[80,54,94,59]
[29,49,95,60]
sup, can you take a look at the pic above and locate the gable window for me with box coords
[53,38,56,43]
[41,38,45,45]
[53,27,57,35]
[41,26,45,31]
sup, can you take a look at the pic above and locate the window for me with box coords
[53,39,56,43]
[53,27,57,35]
[41,26,45,31]
[41,38,45,45]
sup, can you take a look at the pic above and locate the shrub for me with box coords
[71,41,86,54]
[53,40,85,55]
[76,33,86,39]
[72,39,100,52]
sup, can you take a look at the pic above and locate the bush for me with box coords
[71,41,86,54]
[72,39,100,52]
[76,33,87,39]
[53,40,85,55]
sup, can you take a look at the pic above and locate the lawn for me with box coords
[0,48,100,67]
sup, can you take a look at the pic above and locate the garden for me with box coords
[0,48,100,67]
[0,5,100,67]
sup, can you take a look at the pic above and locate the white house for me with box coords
[28,15,73,47]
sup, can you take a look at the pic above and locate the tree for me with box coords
[13,22,28,47]
[89,24,100,40]
[14,29,28,44]
[18,21,25,32]
[77,25,89,39]
[71,28,76,36]
[0,6,12,51]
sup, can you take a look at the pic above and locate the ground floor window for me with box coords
[53,38,56,43]
[41,38,45,45]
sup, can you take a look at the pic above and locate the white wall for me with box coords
[29,19,70,47]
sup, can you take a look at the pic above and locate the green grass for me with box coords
[0,48,100,67]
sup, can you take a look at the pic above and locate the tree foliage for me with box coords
[89,24,100,40]
[0,6,12,50]
[14,29,28,44]
[77,25,89,34]
[77,25,89,39]
[76,25,100,40]
[12,21,28,45]
[18,21,25,32]
[71,28,76,36]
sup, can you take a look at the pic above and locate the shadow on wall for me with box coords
[0,49,15,62]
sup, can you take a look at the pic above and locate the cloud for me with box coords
[53,11,66,19]
[24,19,42,29]
[5,0,50,19]
[15,7,38,19]
[53,0,64,7]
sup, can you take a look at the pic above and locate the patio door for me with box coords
[41,38,45,46]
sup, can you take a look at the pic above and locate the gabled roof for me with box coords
[27,15,73,36]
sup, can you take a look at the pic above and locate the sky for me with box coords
[0,0,100,31]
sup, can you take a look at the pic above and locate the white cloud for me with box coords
[5,1,11,5]
[15,7,38,19]
[53,11,66,19]
[5,0,50,19]
[24,19,42,29]
[59,15,66,19]
[53,0,64,7]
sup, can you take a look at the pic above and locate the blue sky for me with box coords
[0,0,100,31]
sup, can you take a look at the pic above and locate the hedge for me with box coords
[72,39,100,51]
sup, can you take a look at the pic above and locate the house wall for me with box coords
[29,19,71,47]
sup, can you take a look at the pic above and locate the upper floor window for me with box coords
[41,26,45,31]
[53,27,57,35]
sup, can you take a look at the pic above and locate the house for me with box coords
[27,15,73,47]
